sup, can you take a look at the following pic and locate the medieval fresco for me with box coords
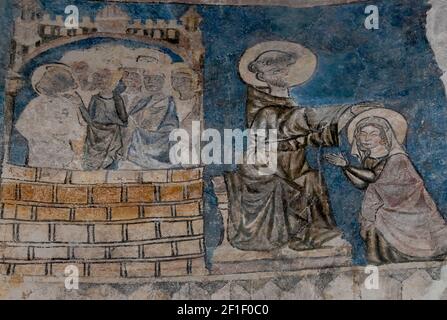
[1,0,447,300]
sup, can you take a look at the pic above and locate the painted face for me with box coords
[258,67,290,88]
[91,69,113,91]
[171,71,193,96]
[249,50,297,88]
[122,71,142,91]
[37,67,78,96]
[72,61,89,75]
[143,73,165,93]
[358,125,384,150]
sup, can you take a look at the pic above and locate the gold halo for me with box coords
[238,41,317,88]
[347,108,408,144]
[31,63,73,95]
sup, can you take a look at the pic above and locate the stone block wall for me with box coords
[0,165,207,278]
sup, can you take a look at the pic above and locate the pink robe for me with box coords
[361,153,447,259]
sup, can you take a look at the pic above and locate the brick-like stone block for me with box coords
[0,224,14,242]
[20,184,53,203]
[190,257,208,276]
[16,205,33,220]
[142,170,168,183]
[111,206,139,221]
[54,224,88,243]
[143,242,172,258]
[0,264,9,275]
[92,186,122,204]
[125,262,155,277]
[1,183,17,200]
[160,221,188,238]
[127,186,154,203]
[94,224,123,243]
[75,207,107,221]
[187,181,203,199]
[177,239,202,255]
[107,171,140,184]
[13,264,47,276]
[144,205,172,218]
[159,184,184,202]
[19,223,50,242]
[56,186,88,204]
[110,245,139,259]
[71,170,107,184]
[36,207,70,221]
[38,168,67,184]
[160,259,188,277]
[171,168,201,182]
[51,263,85,277]
[191,219,204,236]
[176,202,200,216]
[73,246,106,260]
[0,246,29,260]
[2,165,36,181]
[89,262,122,277]
[127,222,156,241]
[2,204,16,219]
[34,246,69,260]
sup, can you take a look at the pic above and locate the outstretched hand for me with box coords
[324,153,348,167]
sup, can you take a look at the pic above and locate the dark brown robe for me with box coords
[225,87,342,251]
[81,92,128,170]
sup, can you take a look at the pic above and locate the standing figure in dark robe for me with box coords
[81,69,128,170]
[126,68,179,169]
[225,49,346,252]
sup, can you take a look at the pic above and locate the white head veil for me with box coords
[352,116,407,161]
[347,109,408,161]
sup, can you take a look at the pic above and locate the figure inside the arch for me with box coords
[14,43,201,170]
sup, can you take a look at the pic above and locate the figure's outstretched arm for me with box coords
[343,169,368,189]
[324,153,379,189]
[113,92,128,125]
[344,166,377,183]
[128,97,151,116]
[306,123,339,147]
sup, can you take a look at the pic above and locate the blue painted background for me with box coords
[0,0,446,265]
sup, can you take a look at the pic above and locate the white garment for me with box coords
[15,95,86,169]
